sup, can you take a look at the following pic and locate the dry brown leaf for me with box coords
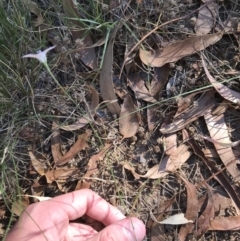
[139,33,222,67]
[119,94,139,139]
[124,144,191,179]
[209,216,240,230]
[29,151,46,176]
[160,91,215,134]
[99,26,121,115]
[178,177,199,241]
[56,130,92,166]
[60,86,99,131]
[202,57,240,105]
[195,0,218,35]
[175,90,205,115]
[204,111,240,181]
[62,0,97,69]
[26,0,44,27]
[75,143,111,190]
[51,121,63,164]
[128,73,157,103]
[195,187,214,238]
[185,130,240,212]
[45,168,77,184]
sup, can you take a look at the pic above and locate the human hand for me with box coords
[5,189,146,241]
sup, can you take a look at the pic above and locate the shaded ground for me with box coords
[1,0,240,240]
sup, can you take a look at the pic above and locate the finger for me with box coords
[44,189,126,225]
[67,223,97,241]
[88,217,146,241]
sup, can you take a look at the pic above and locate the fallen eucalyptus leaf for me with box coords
[119,94,139,139]
[99,25,121,115]
[140,33,222,67]
[153,213,193,225]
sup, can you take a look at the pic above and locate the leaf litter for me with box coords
[7,1,240,240]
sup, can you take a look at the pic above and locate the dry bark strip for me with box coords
[56,130,92,166]
[204,111,240,182]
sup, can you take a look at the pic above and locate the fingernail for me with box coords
[122,217,146,241]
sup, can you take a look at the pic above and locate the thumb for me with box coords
[88,217,146,241]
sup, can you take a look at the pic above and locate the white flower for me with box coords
[22,46,56,64]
